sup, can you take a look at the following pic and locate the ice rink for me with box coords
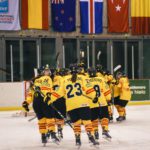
[0,105,150,150]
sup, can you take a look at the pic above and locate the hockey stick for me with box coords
[28,116,37,122]
[111,65,122,119]
[55,52,60,68]
[113,65,121,73]
[31,86,73,128]
[50,103,73,129]
[97,50,101,62]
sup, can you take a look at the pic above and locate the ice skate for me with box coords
[51,131,60,145]
[102,130,112,141]
[87,132,99,148]
[116,116,126,122]
[94,130,99,140]
[46,130,51,139]
[58,125,63,139]
[109,115,113,123]
[75,134,81,149]
[41,134,47,147]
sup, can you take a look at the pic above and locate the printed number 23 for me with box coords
[66,83,82,98]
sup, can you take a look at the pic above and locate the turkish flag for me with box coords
[107,0,129,33]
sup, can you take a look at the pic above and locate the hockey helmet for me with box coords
[96,64,103,74]
[69,64,78,74]
[88,67,97,77]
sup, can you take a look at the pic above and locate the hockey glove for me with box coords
[107,100,112,105]
[34,86,40,92]
[22,101,29,112]
[93,97,98,103]
[44,92,51,103]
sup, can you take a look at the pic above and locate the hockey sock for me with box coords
[82,120,94,135]
[73,120,81,135]
[118,106,125,117]
[92,119,99,132]
[100,118,109,131]
[38,118,47,134]
[56,119,64,129]
[46,118,56,132]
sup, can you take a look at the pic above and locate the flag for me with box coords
[51,0,76,32]
[22,0,48,30]
[80,0,103,34]
[131,0,150,35]
[0,0,20,30]
[107,0,129,33]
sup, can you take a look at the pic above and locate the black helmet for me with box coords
[50,68,56,76]
[116,71,123,79]
[96,64,103,73]
[37,66,44,75]
[69,64,78,74]
[88,67,97,77]
[105,70,111,75]
[78,62,86,69]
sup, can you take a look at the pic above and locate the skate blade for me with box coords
[58,135,63,141]
[109,120,113,123]
[53,140,60,145]
[90,144,100,149]
[49,139,60,145]
[103,136,112,142]
[76,144,81,149]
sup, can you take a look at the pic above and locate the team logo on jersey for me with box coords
[0,0,8,13]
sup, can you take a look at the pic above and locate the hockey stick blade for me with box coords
[97,51,101,61]
[113,65,121,72]
[28,116,36,122]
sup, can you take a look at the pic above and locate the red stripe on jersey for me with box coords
[86,88,95,94]
[104,90,111,96]
[52,92,60,98]
[41,87,51,91]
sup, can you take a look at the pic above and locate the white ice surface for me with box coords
[0,105,150,150]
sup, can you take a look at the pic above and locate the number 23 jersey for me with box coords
[62,74,96,112]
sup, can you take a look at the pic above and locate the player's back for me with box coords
[63,74,90,112]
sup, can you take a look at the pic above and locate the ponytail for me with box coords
[51,74,55,82]
[71,73,77,83]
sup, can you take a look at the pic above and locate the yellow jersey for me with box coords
[118,77,131,101]
[87,77,111,107]
[26,75,60,104]
[60,74,96,112]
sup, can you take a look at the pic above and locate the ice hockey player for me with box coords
[47,64,99,147]
[104,71,115,122]
[88,68,112,140]
[96,65,114,122]
[51,68,66,139]
[96,64,104,78]
[78,62,88,76]
[115,72,131,121]
[22,64,60,146]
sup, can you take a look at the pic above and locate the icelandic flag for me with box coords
[80,0,103,34]
[51,0,76,32]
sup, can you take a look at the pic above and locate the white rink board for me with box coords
[0,105,150,150]
[0,82,24,107]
